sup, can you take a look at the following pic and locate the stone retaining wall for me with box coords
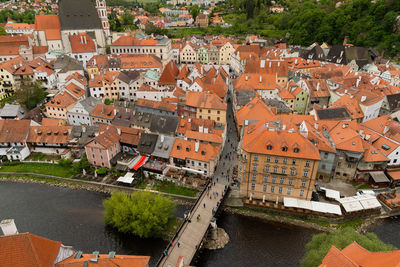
[0,172,197,202]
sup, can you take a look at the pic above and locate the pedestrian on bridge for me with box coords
[203,203,206,208]
[177,242,180,248]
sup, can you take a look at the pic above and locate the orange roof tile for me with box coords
[90,104,116,119]
[28,126,72,144]
[320,242,400,267]
[0,233,62,267]
[111,36,157,46]
[0,120,30,143]
[120,54,162,70]
[329,122,364,153]
[170,138,220,162]
[57,253,150,267]
[241,120,321,160]
[185,130,222,144]
[234,73,279,91]
[158,60,179,86]
[45,92,77,109]
[136,98,176,112]
[235,97,275,129]
[184,91,226,110]
[69,33,96,54]
[65,83,85,99]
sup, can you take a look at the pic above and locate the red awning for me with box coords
[132,155,147,171]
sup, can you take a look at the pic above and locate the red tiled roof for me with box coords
[90,104,116,119]
[170,138,220,162]
[56,253,150,267]
[27,126,72,144]
[69,33,96,54]
[158,60,179,86]
[0,120,30,143]
[184,91,226,110]
[0,233,61,267]
[45,92,77,109]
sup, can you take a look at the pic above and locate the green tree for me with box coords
[0,26,6,36]
[191,5,199,22]
[103,191,176,238]
[14,78,47,110]
[301,227,396,267]
[73,154,90,174]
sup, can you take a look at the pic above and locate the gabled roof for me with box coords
[329,122,364,153]
[58,0,102,30]
[158,60,179,86]
[0,233,62,267]
[241,120,321,160]
[235,97,275,128]
[170,138,220,162]
[90,104,116,120]
[28,126,72,144]
[69,33,96,54]
[0,119,30,143]
[45,92,77,109]
[184,91,226,110]
[320,241,400,267]
[56,253,150,267]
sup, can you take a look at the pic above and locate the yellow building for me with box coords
[0,57,26,100]
[218,42,235,65]
[45,91,77,120]
[183,91,227,125]
[238,120,320,203]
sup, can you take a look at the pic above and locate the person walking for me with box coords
[177,242,180,248]
[203,203,206,208]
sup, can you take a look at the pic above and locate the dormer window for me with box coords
[267,145,272,150]
[282,146,288,152]
[186,147,189,152]
[294,148,299,153]
[177,145,180,150]
[201,151,205,155]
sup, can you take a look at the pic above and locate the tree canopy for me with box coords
[103,191,176,238]
[301,227,397,267]
[223,0,400,58]
[14,78,47,110]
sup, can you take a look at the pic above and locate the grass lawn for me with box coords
[154,181,198,197]
[350,180,372,190]
[0,162,74,178]
[26,152,61,161]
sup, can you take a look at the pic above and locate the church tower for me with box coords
[95,0,110,40]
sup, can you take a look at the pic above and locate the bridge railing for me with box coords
[155,179,211,267]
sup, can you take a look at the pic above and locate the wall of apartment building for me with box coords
[333,151,360,181]
[196,108,226,125]
[0,69,15,100]
[46,105,72,120]
[86,141,120,168]
[316,151,336,182]
[238,150,319,203]
[103,81,119,100]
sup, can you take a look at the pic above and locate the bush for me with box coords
[57,158,73,168]
[103,191,176,238]
[96,167,108,175]
[301,227,397,267]
[72,154,90,174]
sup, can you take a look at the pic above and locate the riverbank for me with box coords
[0,175,195,206]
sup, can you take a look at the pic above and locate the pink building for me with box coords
[85,126,121,168]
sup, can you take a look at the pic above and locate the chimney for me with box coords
[278,62,280,67]
[361,95,366,102]
[195,141,199,152]
[383,125,390,135]
[204,127,208,133]
[316,82,320,91]
[269,62,271,68]
[245,75,248,81]
[259,75,262,83]
[199,125,203,133]
[0,219,18,236]
[80,35,84,44]
[260,60,265,68]
[82,126,86,133]
[161,135,165,142]
[314,123,318,130]
[295,59,298,64]
[84,35,87,44]
[114,109,117,116]
[117,127,121,135]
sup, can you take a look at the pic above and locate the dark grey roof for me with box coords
[70,125,99,147]
[387,93,400,111]
[235,90,257,107]
[78,97,102,113]
[23,106,44,124]
[108,57,121,69]
[137,133,158,155]
[112,107,135,127]
[54,55,84,73]
[58,0,102,30]
[114,100,136,109]
[316,108,350,120]
[149,114,179,135]
[152,135,174,159]
[263,99,291,114]
[132,111,152,129]
[118,71,140,84]
[0,104,26,118]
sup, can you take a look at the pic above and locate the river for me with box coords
[1,181,399,267]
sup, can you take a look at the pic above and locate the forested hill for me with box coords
[229,0,400,58]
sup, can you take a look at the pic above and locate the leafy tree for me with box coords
[96,167,108,175]
[0,27,6,36]
[301,227,396,267]
[73,154,90,174]
[15,78,47,110]
[57,158,73,168]
[191,5,199,21]
[103,191,176,238]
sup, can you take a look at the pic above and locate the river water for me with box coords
[0,181,398,267]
